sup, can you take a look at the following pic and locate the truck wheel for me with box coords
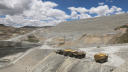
[75,56,78,58]
[82,55,84,58]
[64,53,68,56]
[70,54,74,57]
[69,55,71,57]
[64,54,67,56]
[82,55,85,58]
[100,60,104,63]
[95,59,98,62]
[69,54,72,57]
[79,57,81,59]
[106,59,108,62]
[78,56,82,59]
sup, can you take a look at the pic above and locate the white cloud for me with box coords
[0,0,32,15]
[90,5,110,16]
[89,5,125,16]
[68,7,91,19]
[79,13,91,19]
[106,0,113,2]
[0,14,67,27]
[111,6,122,11]
[116,11,125,14]
[68,5,125,19]
[0,0,70,27]
[23,0,70,20]
[68,7,89,13]
[98,2,104,5]
[70,11,79,19]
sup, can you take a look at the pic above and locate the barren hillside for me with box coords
[0,24,35,40]
[50,13,128,33]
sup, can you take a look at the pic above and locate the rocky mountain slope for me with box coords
[0,24,34,40]
[50,13,128,33]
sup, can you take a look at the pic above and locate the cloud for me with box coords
[90,5,110,16]
[0,0,33,15]
[116,11,125,14]
[0,0,70,27]
[68,5,125,19]
[68,7,91,19]
[23,0,70,20]
[0,14,67,27]
[111,6,122,11]
[79,13,91,19]
[68,7,89,13]
[70,11,79,19]
[98,2,104,5]
[106,0,113,2]
[89,5,125,16]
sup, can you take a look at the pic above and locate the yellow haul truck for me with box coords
[73,51,86,59]
[94,53,108,63]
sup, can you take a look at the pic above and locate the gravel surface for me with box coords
[0,48,54,72]
[34,53,112,72]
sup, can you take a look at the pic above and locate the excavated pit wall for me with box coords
[50,32,123,48]
[74,33,115,45]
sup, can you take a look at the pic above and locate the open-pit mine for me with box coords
[1,13,128,72]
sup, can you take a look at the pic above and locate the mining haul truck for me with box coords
[73,51,86,59]
[54,49,63,55]
[94,53,108,63]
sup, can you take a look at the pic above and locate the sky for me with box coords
[0,0,127,27]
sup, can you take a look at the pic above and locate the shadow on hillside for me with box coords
[0,47,30,58]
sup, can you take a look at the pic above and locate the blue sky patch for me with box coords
[0,15,6,18]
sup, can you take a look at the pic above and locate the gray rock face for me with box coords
[50,13,128,33]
